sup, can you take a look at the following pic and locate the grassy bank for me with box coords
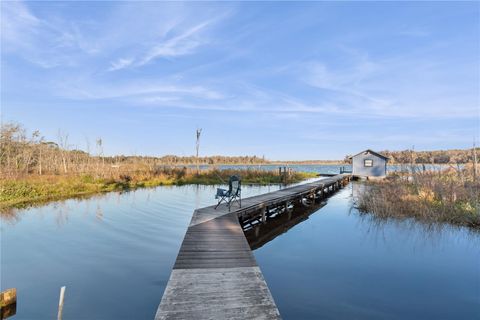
[356,165,479,229]
[0,168,317,210]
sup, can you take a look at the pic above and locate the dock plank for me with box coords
[155,174,350,319]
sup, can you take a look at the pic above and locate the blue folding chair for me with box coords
[215,175,241,211]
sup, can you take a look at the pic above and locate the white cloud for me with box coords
[296,45,477,119]
[139,21,211,64]
[108,18,217,71]
[108,58,134,71]
[1,1,40,50]
[1,1,96,68]
[1,1,226,71]
[3,1,475,123]
[55,80,225,102]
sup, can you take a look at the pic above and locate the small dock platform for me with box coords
[155,174,351,319]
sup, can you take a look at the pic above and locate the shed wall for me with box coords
[352,153,386,177]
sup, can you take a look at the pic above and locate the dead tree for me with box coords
[196,128,202,174]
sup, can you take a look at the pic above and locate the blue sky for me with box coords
[1,1,479,160]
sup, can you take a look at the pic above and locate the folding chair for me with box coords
[214,175,241,211]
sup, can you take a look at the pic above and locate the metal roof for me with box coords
[348,149,389,160]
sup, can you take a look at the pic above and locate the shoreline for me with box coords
[0,169,318,211]
[355,167,479,230]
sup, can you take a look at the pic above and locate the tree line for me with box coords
[379,149,477,164]
[0,123,269,177]
[343,149,478,164]
[1,122,477,177]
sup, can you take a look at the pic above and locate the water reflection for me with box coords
[251,184,480,319]
[0,209,23,226]
[243,182,480,255]
[95,203,103,221]
[2,181,479,320]
[0,183,286,319]
[1,302,16,319]
[350,181,480,245]
[244,200,328,250]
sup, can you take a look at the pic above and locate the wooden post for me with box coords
[262,208,267,223]
[57,286,66,320]
[0,288,16,307]
[195,129,202,174]
[0,303,16,319]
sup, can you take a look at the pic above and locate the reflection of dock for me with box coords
[155,174,351,320]
[243,200,327,251]
[317,173,337,177]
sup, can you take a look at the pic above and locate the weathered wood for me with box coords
[0,288,16,308]
[156,174,350,319]
[57,286,66,320]
[0,302,16,319]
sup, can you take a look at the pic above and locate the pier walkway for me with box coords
[155,174,350,320]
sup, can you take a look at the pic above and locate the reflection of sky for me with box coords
[2,183,478,319]
[253,184,480,319]
[0,184,284,319]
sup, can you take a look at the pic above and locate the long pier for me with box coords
[155,174,351,319]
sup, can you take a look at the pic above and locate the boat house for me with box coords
[349,149,389,178]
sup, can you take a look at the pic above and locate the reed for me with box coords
[356,164,479,229]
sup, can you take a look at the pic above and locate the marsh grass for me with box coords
[0,167,317,210]
[356,165,480,229]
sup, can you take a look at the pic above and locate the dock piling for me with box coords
[57,286,66,320]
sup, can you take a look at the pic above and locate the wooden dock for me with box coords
[155,174,351,320]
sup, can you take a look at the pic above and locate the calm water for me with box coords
[188,163,449,174]
[1,180,479,319]
[1,184,284,319]
[249,184,480,319]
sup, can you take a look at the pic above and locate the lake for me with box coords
[1,179,478,319]
[188,163,450,174]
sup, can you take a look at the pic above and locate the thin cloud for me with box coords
[1,1,40,50]
[108,58,134,71]
[55,81,225,101]
[1,1,96,67]
[139,20,212,65]
[108,19,216,71]
[296,45,477,119]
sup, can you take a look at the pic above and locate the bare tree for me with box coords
[96,138,103,175]
[85,137,91,173]
[57,130,69,174]
[196,128,202,174]
[473,137,478,183]
[35,132,45,175]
